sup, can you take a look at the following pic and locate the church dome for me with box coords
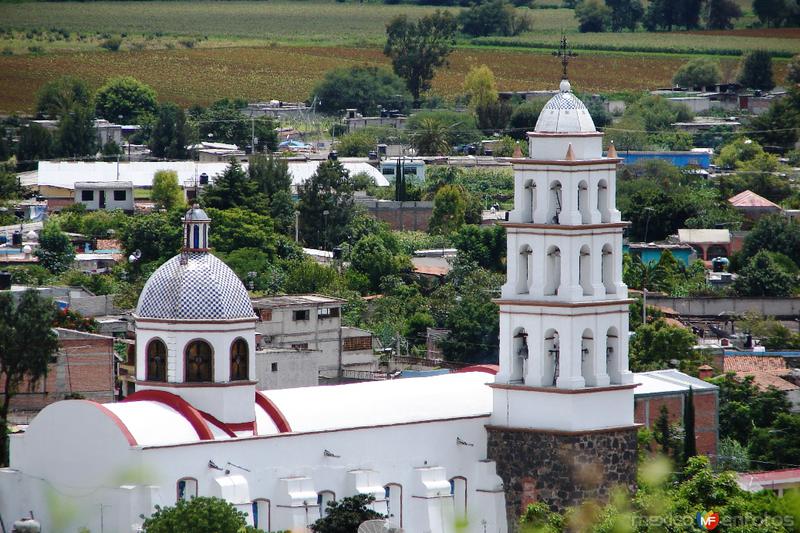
[534,79,596,134]
[136,252,255,320]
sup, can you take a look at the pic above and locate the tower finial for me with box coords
[552,33,577,81]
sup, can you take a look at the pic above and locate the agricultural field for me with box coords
[0,45,786,114]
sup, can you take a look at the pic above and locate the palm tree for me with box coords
[409,118,450,156]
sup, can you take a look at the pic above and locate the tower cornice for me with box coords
[511,157,621,166]
[494,298,634,308]
[501,221,629,231]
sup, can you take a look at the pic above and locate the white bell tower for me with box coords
[489,61,634,433]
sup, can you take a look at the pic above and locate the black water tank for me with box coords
[199,173,209,186]
[328,150,338,161]
[0,272,11,290]
[332,247,343,260]
[11,231,21,246]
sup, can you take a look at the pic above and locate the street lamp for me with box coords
[322,209,330,250]
[294,210,300,243]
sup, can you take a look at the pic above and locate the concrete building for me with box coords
[677,228,732,260]
[252,295,377,381]
[74,181,135,212]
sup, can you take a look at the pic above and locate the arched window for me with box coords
[193,224,200,249]
[524,179,536,223]
[185,340,213,382]
[318,490,336,517]
[548,181,562,224]
[511,329,528,383]
[581,329,594,386]
[450,477,468,519]
[606,327,620,384]
[544,329,559,387]
[230,338,249,381]
[601,244,615,295]
[252,499,270,531]
[385,484,403,528]
[579,245,592,296]
[545,246,561,296]
[177,477,198,500]
[517,245,532,294]
[597,180,610,222]
[578,181,590,224]
[146,338,167,382]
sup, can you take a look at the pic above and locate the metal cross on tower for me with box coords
[552,34,577,80]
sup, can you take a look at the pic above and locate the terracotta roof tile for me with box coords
[724,356,786,373]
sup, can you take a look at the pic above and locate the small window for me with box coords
[113,190,126,201]
[81,190,94,201]
[146,339,167,382]
[271,362,278,372]
[259,309,272,321]
[317,307,340,319]
[291,343,308,350]
[177,478,198,500]
[185,340,213,382]
[230,338,249,381]
[293,309,310,321]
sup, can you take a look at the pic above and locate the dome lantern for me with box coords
[183,204,211,252]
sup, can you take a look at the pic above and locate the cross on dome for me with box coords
[552,34,577,81]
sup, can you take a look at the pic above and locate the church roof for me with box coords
[135,252,255,320]
[534,79,596,134]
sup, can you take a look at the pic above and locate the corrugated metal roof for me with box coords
[633,369,717,396]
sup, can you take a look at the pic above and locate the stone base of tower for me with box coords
[486,424,638,527]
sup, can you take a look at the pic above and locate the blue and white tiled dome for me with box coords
[135,252,255,320]
[534,79,596,134]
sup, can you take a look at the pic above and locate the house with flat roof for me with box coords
[74,181,134,212]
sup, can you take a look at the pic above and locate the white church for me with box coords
[0,73,640,533]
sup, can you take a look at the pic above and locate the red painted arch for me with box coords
[199,410,238,438]
[455,364,499,375]
[255,392,292,433]
[124,390,215,441]
[77,400,138,446]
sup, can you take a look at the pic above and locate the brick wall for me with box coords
[1,330,115,423]
[358,200,434,231]
[634,390,718,458]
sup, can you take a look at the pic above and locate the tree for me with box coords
[120,210,183,266]
[350,234,409,290]
[95,76,158,124]
[0,290,59,465]
[310,494,383,533]
[738,50,775,91]
[683,386,696,461]
[56,105,97,158]
[705,0,742,29]
[0,163,19,201]
[574,0,611,32]
[675,0,703,29]
[672,58,722,89]
[475,99,513,132]
[749,413,800,470]
[35,76,92,119]
[202,159,268,214]
[406,110,481,147]
[141,496,257,533]
[787,54,800,85]
[16,123,53,170]
[459,0,532,37]
[748,87,800,150]
[629,319,697,372]
[734,250,796,297]
[206,207,281,256]
[509,100,545,139]
[753,0,789,27]
[313,66,412,116]
[384,10,457,104]
[150,102,190,159]
[452,224,506,272]
[297,160,355,249]
[151,170,186,211]
[644,0,675,30]
[249,153,292,199]
[606,0,644,31]
[409,117,451,155]
[35,222,75,274]
[429,184,469,235]
[740,215,800,266]
[336,130,380,157]
[463,65,499,111]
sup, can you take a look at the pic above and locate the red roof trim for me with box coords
[78,400,138,446]
[455,364,499,375]
[198,411,238,438]
[255,391,292,433]
[124,390,215,441]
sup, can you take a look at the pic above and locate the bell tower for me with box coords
[487,40,638,520]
